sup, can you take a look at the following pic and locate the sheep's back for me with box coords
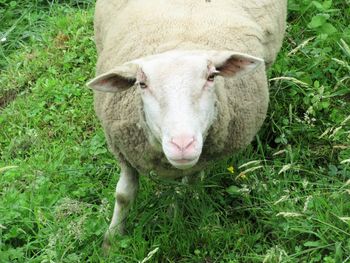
[94,0,287,68]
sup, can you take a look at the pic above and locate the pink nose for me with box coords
[171,135,196,153]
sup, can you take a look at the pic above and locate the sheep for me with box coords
[87,0,287,249]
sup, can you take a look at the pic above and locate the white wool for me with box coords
[91,0,287,178]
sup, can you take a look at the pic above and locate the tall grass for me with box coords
[0,1,349,262]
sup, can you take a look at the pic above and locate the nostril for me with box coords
[170,139,182,151]
[170,136,196,152]
[184,137,195,150]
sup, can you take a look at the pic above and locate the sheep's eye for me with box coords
[138,82,147,89]
[207,73,218,82]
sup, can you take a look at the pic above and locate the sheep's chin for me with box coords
[167,157,199,170]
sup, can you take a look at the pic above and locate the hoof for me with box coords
[102,232,112,255]
[102,227,126,255]
[102,240,111,255]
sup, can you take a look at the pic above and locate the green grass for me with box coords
[0,0,349,262]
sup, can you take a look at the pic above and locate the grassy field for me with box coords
[0,0,349,262]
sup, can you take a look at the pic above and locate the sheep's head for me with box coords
[87,50,263,170]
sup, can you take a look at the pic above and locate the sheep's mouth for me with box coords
[170,158,195,163]
[168,157,199,170]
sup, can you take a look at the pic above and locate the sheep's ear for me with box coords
[209,51,264,78]
[87,63,138,92]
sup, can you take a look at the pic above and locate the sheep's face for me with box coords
[138,54,217,170]
[87,50,263,170]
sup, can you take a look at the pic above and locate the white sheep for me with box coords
[87,0,287,249]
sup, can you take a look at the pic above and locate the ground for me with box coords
[0,0,349,262]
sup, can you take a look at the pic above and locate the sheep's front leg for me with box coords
[103,162,139,251]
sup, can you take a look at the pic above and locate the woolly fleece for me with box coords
[92,0,287,178]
